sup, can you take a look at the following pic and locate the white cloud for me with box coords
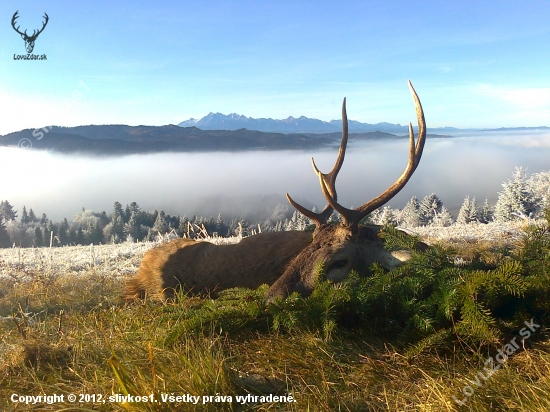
[476,84,550,109]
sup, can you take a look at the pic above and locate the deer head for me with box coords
[266,80,426,301]
[12,11,49,54]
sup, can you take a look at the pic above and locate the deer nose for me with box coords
[390,250,413,262]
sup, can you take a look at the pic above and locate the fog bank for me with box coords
[1,130,549,222]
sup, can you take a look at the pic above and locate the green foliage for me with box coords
[164,220,549,358]
[163,286,270,346]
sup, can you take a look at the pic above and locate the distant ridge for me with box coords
[0,125,444,156]
[178,112,461,134]
[1,121,545,157]
[482,126,550,132]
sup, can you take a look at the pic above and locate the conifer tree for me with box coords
[432,206,454,226]
[179,215,189,236]
[327,211,342,225]
[457,196,479,224]
[68,226,77,245]
[400,196,421,227]
[494,167,536,222]
[43,227,51,246]
[21,206,29,224]
[0,200,17,221]
[285,210,311,231]
[76,227,85,245]
[152,211,169,235]
[419,193,443,226]
[128,202,144,226]
[34,226,43,247]
[111,202,125,242]
[87,221,104,245]
[479,198,493,223]
[124,211,144,241]
[215,213,227,236]
[527,170,550,215]
[58,218,70,245]
[28,208,37,222]
[0,219,11,247]
[375,207,395,226]
[124,204,131,223]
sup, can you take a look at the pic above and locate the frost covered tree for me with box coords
[399,196,421,227]
[178,215,189,234]
[215,213,228,236]
[479,198,493,223]
[432,206,454,227]
[527,170,550,216]
[152,211,169,235]
[419,193,443,226]
[285,210,312,231]
[124,211,144,241]
[494,167,536,222]
[456,196,479,224]
[369,206,396,226]
[327,211,342,225]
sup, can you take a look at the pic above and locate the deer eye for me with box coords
[329,259,348,270]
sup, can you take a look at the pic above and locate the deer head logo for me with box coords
[12,11,49,54]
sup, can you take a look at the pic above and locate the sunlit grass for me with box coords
[0,223,549,411]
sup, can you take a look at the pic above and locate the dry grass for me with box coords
[0,226,549,411]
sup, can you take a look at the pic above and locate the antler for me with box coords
[11,11,49,39]
[11,11,25,36]
[33,13,49,38]
[318,80,426,231]
[286,98,349,226]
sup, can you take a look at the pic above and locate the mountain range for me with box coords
[178,112,461,134]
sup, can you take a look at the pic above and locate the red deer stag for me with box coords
[126,80,425,301]
[126,114,350,300]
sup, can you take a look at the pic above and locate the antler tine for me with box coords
[318,81,426,230]
[37,13,49,36]
[11,11,25,36]
[286,98,349,226]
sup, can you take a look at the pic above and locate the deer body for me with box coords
[126,230,312,299]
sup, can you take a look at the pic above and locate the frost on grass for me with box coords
[403,219,536,245]
[0,235,243,283]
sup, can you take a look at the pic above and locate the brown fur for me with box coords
[126,230,312,300]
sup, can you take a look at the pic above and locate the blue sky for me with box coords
[0,1,549,134]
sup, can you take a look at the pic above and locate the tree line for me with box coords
[0,167,549,248]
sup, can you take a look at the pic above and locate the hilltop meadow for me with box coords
[0,216,549,411]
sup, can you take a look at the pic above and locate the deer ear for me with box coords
[20,35,25,40]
